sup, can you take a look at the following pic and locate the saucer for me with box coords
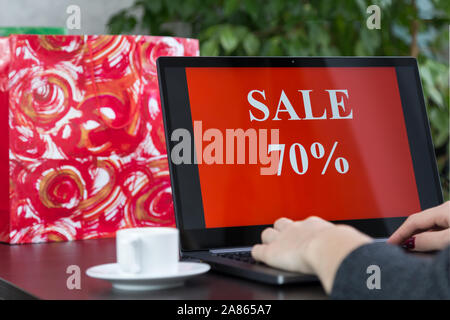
[86,262,210,291]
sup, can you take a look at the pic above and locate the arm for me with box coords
[251,202,450,299]
[251,217,372,293]
[330,243,450,299]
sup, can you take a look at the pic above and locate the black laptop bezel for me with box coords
[157,57,443,252]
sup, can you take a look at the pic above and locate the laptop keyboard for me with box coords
[213,251,261,264]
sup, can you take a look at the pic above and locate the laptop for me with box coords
[156,57,443,285]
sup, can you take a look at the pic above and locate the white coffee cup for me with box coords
[116,227,179,276]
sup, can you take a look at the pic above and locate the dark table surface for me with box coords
[0,238,326,300]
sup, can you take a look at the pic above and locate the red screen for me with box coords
[185,67,421,228]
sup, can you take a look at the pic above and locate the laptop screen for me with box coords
[184,66,420,228]
[158,58,442,247]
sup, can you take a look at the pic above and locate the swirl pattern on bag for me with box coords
[3,35,198,244]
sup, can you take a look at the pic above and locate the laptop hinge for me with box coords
[209,247,252,254]
[208,239,386,254]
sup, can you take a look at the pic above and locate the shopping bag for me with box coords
[0,35,199,244]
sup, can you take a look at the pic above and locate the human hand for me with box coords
[388,201,450,252]
[251,217,334,274]
[251,216,372,293]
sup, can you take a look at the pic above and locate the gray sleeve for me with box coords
[330,243,450,299]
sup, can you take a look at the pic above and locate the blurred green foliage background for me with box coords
[108,0,450,198]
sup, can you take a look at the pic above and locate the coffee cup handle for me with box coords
[124,236,141,273]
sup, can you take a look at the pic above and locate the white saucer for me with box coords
[86,262,210,291]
